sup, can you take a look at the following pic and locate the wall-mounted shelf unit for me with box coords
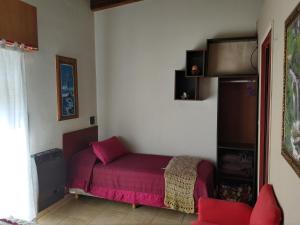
[206,37,258,77]
[174,70,198,100]
[174,38,257,101]
[173,37,259,204]
[186,50,205,77]
[174,50,206,101]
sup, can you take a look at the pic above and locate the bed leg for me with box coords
[74,194,79,200]
[132,204,136,209]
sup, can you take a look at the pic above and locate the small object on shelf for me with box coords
[186,50,205,77]
[191,65,200,75]
[181,92,188,100]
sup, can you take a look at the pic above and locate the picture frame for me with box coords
[56,55,79,121]
[282,2,300,177]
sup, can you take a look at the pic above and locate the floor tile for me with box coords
[181,214,197,225]
[53,200,100,222]
[37,195,194,225]
[150,217,183,225]
[120,208,157,225]
[88,210,128,225]
[156,208,184,221]
[37,212,65,225]
[57,217,88,225]
[103,201,132,213]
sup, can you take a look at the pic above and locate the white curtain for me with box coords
[0,47,37,220]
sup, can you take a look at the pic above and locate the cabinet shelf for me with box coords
[218,143,256,151]
[220,174,253,183]
[217,181,254,205]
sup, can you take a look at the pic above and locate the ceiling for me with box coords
[90,0,142,11]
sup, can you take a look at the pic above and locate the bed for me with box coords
[64,126,215,212]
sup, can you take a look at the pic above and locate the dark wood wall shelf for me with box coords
[174,70,198,100]
[174,50,206,101]
[186,50,206,77]
[206,37,258,77]
[174,37,258,101]
[173,36,259,204]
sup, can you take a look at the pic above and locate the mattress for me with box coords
[90,154,170,206]
[68,150,214,209]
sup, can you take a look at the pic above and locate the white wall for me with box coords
[22,0,96,154]
[95,0,261,160]
[257,1,300,224]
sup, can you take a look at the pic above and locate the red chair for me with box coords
[191,184,282,225]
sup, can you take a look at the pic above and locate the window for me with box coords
[0,48,36,220]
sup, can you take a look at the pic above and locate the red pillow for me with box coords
[91,136,129,164]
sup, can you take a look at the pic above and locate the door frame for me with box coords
[259,30,272,190]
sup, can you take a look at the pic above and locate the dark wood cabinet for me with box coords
[173,37,258,203]
[0,0,38,49]
[217,76,258,205]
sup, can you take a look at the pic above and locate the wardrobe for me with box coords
[206,37,258,204]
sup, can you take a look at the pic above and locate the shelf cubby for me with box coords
[186,50,205,77]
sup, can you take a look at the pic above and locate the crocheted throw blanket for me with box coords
[164,156,201,213]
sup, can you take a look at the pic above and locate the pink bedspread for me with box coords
[67,148,97,192]
[68,152,214,210]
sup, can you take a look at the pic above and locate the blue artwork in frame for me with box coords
[56,56,78,120]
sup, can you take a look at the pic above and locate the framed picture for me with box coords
[282,2,300,177]
[56,55,79,121]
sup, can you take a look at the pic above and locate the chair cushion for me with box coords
[198,197,252,225]
[250,184,281,225]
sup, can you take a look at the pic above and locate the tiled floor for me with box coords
[37,196,197,225]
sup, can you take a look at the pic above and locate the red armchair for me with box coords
[191,184,282,225]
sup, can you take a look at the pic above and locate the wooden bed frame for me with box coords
[63,126,98,200]
[63,126,213,210]
[63,126,98,162]
[63,126,136,208]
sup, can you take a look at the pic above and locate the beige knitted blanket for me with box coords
[164,156,201,213]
